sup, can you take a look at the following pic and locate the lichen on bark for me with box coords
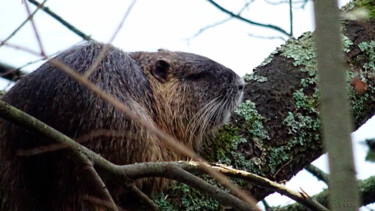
[152,3,375,209]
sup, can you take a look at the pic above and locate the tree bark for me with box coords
[154,2,375,209]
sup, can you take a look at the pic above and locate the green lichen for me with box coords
[282,112,320,146]
[293,89,318,112]
[234,100,269,140]
[342,35,354,53]
[282,87,321,149]
[153,183,219,211]
[268,147,289,174]
[280,32,315,67]
[358,40,375,72]
[244,73,268,83]
[259,49,278,67]
[202,100,269,174]
[229,137,259,171]
[343,0,375,19]
[348,40,375,126]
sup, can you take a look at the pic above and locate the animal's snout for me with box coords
[237,77,245,92]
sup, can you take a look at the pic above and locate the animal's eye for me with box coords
[186,72,211,81]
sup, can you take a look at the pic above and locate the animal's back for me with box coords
[0,42,157,210]
[0,42,245,210]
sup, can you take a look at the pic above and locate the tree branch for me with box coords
[206,0,291,37]
[0,99,331,210]
[0,100,254,210]
[304,164,329,184]
[281,176,375,210]
[0,0,47,47]
[27,0,93,41]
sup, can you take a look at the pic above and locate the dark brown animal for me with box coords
[0,42,244,210]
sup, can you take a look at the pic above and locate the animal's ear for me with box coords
[151,60,170,83]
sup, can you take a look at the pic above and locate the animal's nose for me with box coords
[238,84,244,91]
[237,77,245,91]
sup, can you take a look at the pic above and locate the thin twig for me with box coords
[187,1,251,41]
[28,0,93,41]
[289,0,293,37]
[84,0,137,78]
[83,195,125,211]
[82,44,111,78]
[48,58,260,210]
[130,184,158,211]
[207,0,291,37]
[248,33,286,41]
[0,41,41,56]
[187,18,231,41]
[23,0,46,57]
[109,0,137,43]
[84,160,118,211]
[305,164,329,184]
[0,0,47,46]
[262,199,270,210]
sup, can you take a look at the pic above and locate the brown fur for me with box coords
[0,42,244,210]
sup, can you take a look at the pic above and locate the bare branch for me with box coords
[187,1,251,41]
[247,33,286,41]
[0,63,26,82]
[83,195,125,211]
[84,0,136,79]
[0,41,42,57]
[23,0,46,57]
[186,18,231,42]
[0,0,47,47]
[108,0,137,43]
[83,160,118,211]
[206,0,291,37]
[282,175,375,210]
[130,185,158,211]
[289,0,293,36]
[304,164,329,184]
[27,0,93,41]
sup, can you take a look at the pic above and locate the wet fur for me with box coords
[0,42,243,210]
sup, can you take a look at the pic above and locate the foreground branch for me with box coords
[281,176,375,210]
[0,100,330,210]
[0,100,252,210]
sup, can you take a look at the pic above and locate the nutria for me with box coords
[0,42,244,210]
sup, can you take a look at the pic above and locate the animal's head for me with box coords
[130,50,244,149]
